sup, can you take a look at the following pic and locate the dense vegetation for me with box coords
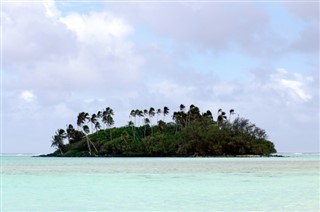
[48,104,276,157]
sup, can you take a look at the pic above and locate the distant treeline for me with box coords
[48,104,276,157]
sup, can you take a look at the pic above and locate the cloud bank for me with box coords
[2,1,319,153]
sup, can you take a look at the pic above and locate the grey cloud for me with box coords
[105,2,294,59]
[3,3,145,94]
[283,1,319,22]
[282,2,319,55]
[289,25,320,53]
[3,2,318,154]
[106,3,269,50]
[142,66,319,153]
[3,3,77,71]
[106,1,320,64]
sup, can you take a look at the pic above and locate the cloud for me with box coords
[279,79,311,102]
[233,68,318,153]
[42,0,61,18]
[3,2,145,95]
[289,25,320,54]
[282,2,319,56]
[2,3,77,71]
[269,69,313,103]
[283,1,319,21]
[2,1,319,154]
[53,103,74,119]
[106,2,270,52]
[60,12,133,43]
[19,90,36,102]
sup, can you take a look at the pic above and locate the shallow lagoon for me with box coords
[2,155,319,211]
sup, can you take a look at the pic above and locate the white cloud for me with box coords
[2,2,77,72]
[2,2,319,154]
[42,0,60,18]
[279,79,312,102]
[269,69,313,103]
[20,90,36,102]
[60,12,133,44]
[3,2,144,93]
[57,11,144,86]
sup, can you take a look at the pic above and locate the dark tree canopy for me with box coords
[48,104,276,157]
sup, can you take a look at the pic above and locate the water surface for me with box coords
[2,155,319,211]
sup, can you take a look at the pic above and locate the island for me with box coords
[45,104,276,157]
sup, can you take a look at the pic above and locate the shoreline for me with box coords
[36,154,285,158]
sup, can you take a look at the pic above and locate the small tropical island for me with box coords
[45,104,276,157]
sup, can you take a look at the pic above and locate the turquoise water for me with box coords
[1,155,319,211]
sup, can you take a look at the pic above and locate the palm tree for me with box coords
[229,109,235,121]
[143,109,148,117]
[66,124,85,144]
[148,107,155,125]
[217,108,222,117]
[130,110,136,126]
[149,107,155,135]
[163,106,169,122]
[90,113,98,132]
[143,117,150,137]
[82,125,98,155]
[158,120,165,132]
[102,108,108,128]
[66,124,74,143]
[156,108,162,122]
[179,104,185,112]
[143,109,149,137]
[217,109,227,128]
[94,122,101,132]
[82,125,92,155]
[179,104,186,126]
[106,114,115,140]
[172,112,180,133]
[186,104,199,124]
[189,104,196,111]
[135,109,143,126]
[58,128,66,136]
[51,135,64,155]
[77,112,99,155]
[103,107,114,141]
[51,129,66,155]
[77,112,89,130]
[97,110,102,119]
[129,110,137,139]
[202,110,213,122]
[128,120,135,140]
[97,110,103,126]
[188,105,200,122]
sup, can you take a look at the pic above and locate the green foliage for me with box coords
[251,139,276,155]
[64,149,80,156]
[49,105,277,157]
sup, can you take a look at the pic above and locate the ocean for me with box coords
[1,154,319,211]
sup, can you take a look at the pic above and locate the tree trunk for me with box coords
[86,136,92,155]
[89,138,98,153]
[132,126,135,140]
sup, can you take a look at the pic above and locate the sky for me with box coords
[1,0,319,154]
